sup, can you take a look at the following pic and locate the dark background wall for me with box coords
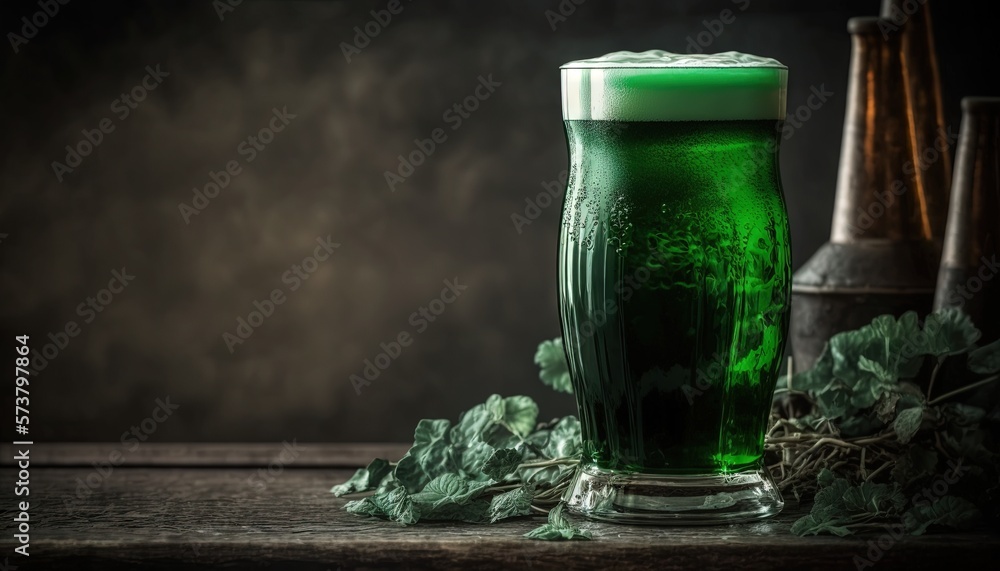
[0,0,996,442]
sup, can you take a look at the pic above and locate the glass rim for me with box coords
[561,50,788,71]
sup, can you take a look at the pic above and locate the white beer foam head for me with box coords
[561,50,788,121]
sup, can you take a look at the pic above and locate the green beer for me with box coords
[558,51,790,523]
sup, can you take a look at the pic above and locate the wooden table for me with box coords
[0,443,995,570]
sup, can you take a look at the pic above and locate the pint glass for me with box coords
[558,51,790,523]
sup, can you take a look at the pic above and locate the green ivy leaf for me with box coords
[488,486,534,522]
[451,395,540,447]
[878,312,929,377]
[414,418,451,447]
[897,391,925,411]
[344,496,381,517]
[902,496,981,535]
[379,488,420,525]
[968,339,1000,374]
[874,392,901,424]
[922,309,981,357]
[395,419,459,492]
[795,469,907,536]
[893,406,924,444]
[841,481,906,514]
[535,338,574,394]
[524,503,591,541]
[500,396,540,439]
[482,448,523,481]
[330,458,392,497]
[392,454,423,491]
[411,474,491,508]
[858,356,895,383]
[829,328,881,388]
[450,401,496,448]
[814,383,853,420]
[412,473,467,507]
[375,472,402,495]
[459,441,495,481]
[788,345,835,393]
[830,313,924,389]
[791,470,855,537]
[849,375,895,411]
[816,312,931,420]
[541,416,582,459]
[813,472,851,513]
[345,487,419,526]
[790,505,853,537]
[872,311,922,344]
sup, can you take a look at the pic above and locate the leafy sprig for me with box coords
[534,338,573,394]
[776,309,999,535]
[522,502,591,540]
[332,393,583,537]
[334,308,999,540]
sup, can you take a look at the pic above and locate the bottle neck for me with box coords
[940,102,1000,268]
[832,17,950,244]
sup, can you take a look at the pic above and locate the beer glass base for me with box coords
[565,463,784,525]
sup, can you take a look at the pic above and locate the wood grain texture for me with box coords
[0,442,410,468]
[1,464,996,570]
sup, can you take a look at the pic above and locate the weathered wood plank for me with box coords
[0,466,994,570]
[0,442,410,468]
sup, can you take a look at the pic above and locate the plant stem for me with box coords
[518,458,580,469]
[851,431,897,446]
[926,356,947,401]
[485,484,522,493]
[534,482,571,499]
[865,461,893,482]
[848,512,880,523]
[771,389,815,397]
[927,374,1000,406]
